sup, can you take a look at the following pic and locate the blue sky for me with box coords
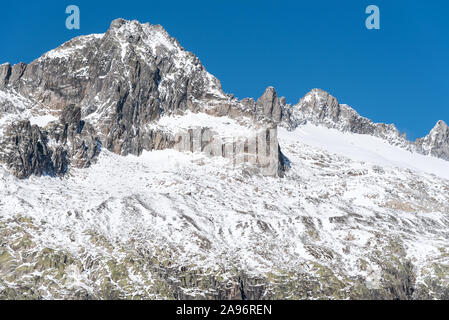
[1,0,448,139]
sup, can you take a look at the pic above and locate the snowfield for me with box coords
[280,124,449,180]
[1,122,449,299]
[149,111,256,138]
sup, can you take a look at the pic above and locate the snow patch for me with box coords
[279,123,449,181]
[29,115,58,127]
[150,112,255,138]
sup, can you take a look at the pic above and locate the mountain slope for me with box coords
[0,19,449,300]
[1,126,449,299]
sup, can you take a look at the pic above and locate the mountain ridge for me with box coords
[1,18,448,179]
[1,18,449,300]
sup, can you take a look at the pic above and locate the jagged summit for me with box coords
[433,120,448,130]
[0,19,282,178]
[300,88,329,101]
[278,88,449,157]
[1,18,449,179]
[109,17,137,29]
[283,88,409,150]
[426,120,449,139]
[4,18,238,113]
[256,86,287,123]
[416,120,449,160]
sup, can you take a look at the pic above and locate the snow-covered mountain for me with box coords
[416,120,449,161]
[0,19,448,300]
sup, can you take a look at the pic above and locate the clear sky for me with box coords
[1,0,448,140]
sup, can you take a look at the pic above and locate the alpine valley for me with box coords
[0,19,449,300]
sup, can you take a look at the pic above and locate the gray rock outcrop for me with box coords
[0,121,59,178]
[0,105,100,179]
[256,87,283,123]
[0,63,11,89]
[416,120,449,160]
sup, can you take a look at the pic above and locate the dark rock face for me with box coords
[0,63,11,89]
[0,19,272,171]
[254,87,291,125]
[0,121,57,179]
[278,146,290,177]
[256,87,282,122]
[10,63,27,86]
[51,105,101,169]
[0,105,101,179]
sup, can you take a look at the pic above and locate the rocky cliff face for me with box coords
[0,19,279,178]
[1,19,447,179]
[416,120,449,160]
[0,104,100,178]
[3,19,237,153]
[0,121,56,179]
[255,86,288,123]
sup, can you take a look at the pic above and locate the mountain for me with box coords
[0,18,283,179]
[0,19,448,300]
[416,120,449,160]
[287,89,407,144]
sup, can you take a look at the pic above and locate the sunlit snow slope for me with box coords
[280,124,449,180]
[1,123,449,299]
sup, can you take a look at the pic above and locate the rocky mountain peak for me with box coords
[428,120,449,141]
[286,88,449,157]
[109,18,129,29]
[1,18,448,179]
[285,88,409,149]
[416,120,449,160]
[302,88,333,101]
[255,86,286,123]
[0,19,285,178]
[294,88,340,122]
[433,120,448,132]
[106,18,177,53]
